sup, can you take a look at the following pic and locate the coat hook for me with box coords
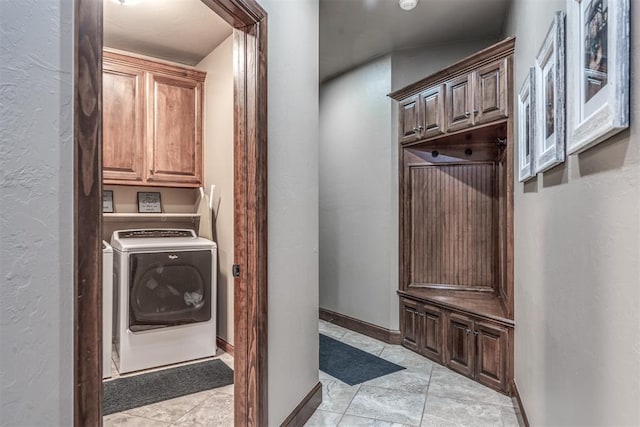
[465,148,473,156]
[431,150,439,158]
[496,137,507,148]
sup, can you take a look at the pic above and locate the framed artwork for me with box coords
[535,11,566,174]
[518,68,536,182]
[137,192,162,213]
[566,0,629,154]
[102,190,114,213]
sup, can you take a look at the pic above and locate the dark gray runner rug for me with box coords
[319,334,405,386]
[103,359,233,415]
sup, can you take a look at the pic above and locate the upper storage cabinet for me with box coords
[399,86,446,144]
[103,50,206,188]
[103,62,146,183]
[390,40,512,145]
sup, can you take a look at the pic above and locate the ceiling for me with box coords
[104,0,232,66]
[104,0,510,77]
[320,0,511,81]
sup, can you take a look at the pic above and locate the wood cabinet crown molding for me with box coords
[103,49,206,82]
[388,37,515,101]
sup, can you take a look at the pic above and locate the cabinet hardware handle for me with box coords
[473,331,479,336]
[418,125,424,131]
[466,328,471,334]
[473,109,479,115]
[464,111,471,117]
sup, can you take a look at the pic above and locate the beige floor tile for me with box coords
[420,395,502,427]
[320,321,349,340]
[304,410,343,427]
[362,367,432,393]
[124,390,211,423]
[170,392,234,426]
[345,385,426,426]
[339,414,411,426]
[319,380,360,413]
[428,367,512,407]
[339,332,385,355]
[104,412,169,426]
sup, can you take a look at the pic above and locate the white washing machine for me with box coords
[102,241,113,379]
[111,229,217,374]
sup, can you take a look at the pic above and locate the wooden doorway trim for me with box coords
[73,0,268,425]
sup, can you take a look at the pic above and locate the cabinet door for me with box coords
[446,73,474,132]
[445,312,474,377]
[475,321,508,391]
[420,304,443,363]
[103,63,145,183]
[399,95,421,144]
[474,59,508,125]
[418,85,446,139]
[400,299,421,352]
[147,73,203,187]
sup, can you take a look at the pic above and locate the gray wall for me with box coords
[390,38,500,91]
[262,0,320,425]
[319,55,397,330]
[0,0,74,426]
[505,1,640,425]
[197,36,235,345]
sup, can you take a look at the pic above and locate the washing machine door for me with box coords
[129,250,212,332]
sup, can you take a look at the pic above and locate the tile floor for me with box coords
[103,349,234,426]
[308,320,521,427]
[103,322,521,426]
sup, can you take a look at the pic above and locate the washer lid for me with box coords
[111,229,216,252]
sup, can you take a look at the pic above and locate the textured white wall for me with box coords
[261,0,320,425]
[197,36,235,345]
[319,56,398,330]
[0,0,74,425]
[504,1,640,425]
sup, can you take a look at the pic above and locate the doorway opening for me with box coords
[73,0,268,425]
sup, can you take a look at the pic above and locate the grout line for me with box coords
[419,365,434,425]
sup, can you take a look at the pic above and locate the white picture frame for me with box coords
[535,11,566,174]
[566,0,629,154]
[518,68,536,182]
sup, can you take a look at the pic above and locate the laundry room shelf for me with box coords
[103,213,201,223]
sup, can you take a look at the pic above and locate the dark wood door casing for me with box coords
[74,0,268,426]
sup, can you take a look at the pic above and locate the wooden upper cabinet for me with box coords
[418,84,446,139]
[446,73,475,132]
[399,95,421,144]
[390,38,514,144]
[474,59,508,125]
[147,73,203,186]
[103,63,145,183]
[102,49,206,188]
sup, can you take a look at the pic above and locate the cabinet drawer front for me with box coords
[475,59,508,124]
[102,65,145,182]
[446,313,474,376]
[399,96,421,144]
[475,321,508,391]
[419,85,446,139]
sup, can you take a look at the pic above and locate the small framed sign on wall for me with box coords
[103,190,114,213]
[137,192,162,213]
[566,0,630,154]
